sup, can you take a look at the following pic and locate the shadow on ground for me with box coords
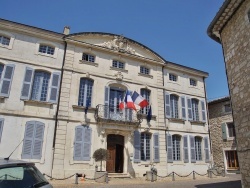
[195,180,241,188]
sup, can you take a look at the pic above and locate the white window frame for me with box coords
[191,98,199,121]
[39,45,55,55]
[112,60,125,69]
[140,132,151,161]
[194,136,202,161]
[227,122,236,139]
[78,78,93,107]
[140,66,149,75]
[169,73,177,82]
[140,89,150,114]
[170,94,179,119]
[82,53,95,63]
[35,41,58,58]
[172,135,181,161]
[0,31,15,50]
[190,78,197,86]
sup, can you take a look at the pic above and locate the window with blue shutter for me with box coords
[78,78,93,107]
[204,137,210,163]
[73,125,92,161]
[187,97,193,121]
[181,96,186,120]
[166,133,173,162]
[183,135,189,163]
[49,72,61,103]
[153,133,160,163]
[189,135,196,163]
[0,118,4,143]
[31,71,50,101]
[170,95,179,119]
[0,64,15,97]
[221,123,227,140]
[165,91,171,118]
[104,86,110,119]
[140,89,150,114]
[133,130,141,163]
[22,121,45,159]
[21,67,34,100]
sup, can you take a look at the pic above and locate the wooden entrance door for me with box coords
[106,145,116,172]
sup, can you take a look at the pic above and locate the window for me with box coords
[112,60,124,69]
[227,123,236,138]
[141,133,151,161]
[73,125,92,161]
[248,10,250,22]
[39,45,55,55]
[0,63,15,97]
[78,78,93,107]
[190,79,197,86]
[22,121,45,159]
[225,150,239,169]
[0,35,10,46]
[140,66,149,75]
[0,118,4,143]
[140,89,150,114]
[31,71,51,101]
[195,137,202,161]
[82,53,95,62]
[224,104,232,112]
[169,74,177,82]
[191,99,199,121]
[172,135,181,161]
[170,95,179,118]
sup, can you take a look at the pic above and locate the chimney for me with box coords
[63,26,70,35]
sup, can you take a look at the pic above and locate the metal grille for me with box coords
[140,89,150,114]
[39,45,55,55]
[191,99,199,121]
[172,135,181,161]
[112,60,124,69]
[31,71,50,101]
[170,95,179,118]
[140,66,149,75]
[78,78,93,106]
[195,137,202,161]
[141,133,150,161]
[0,36,10,46]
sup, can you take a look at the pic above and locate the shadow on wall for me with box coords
[195,180,241,188]
[125,147,135,178]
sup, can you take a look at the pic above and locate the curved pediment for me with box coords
[64,32,164,62]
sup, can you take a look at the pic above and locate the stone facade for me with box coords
[208,0,250,187]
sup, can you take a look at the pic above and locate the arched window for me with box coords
[191,99,199,121]
[78,78,94,107]
[140,89,150,114]
[170,94,179,118]
[172,135,181,161]
[0,35,10,46]
[31,71,51,101]
[195,137,202,161]
[141,132,151,161]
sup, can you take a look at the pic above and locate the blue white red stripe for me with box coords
[124,90,136,111]
[131,91,149,108]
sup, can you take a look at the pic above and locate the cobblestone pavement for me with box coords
[50,174,241,188]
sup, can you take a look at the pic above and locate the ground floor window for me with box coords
[225,150,239,169]
[141,133,151,161]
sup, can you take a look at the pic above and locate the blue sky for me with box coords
[0,0,227,100]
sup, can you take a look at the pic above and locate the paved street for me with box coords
[50,174,241,188]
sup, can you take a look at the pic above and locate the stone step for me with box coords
[108,173,131,178]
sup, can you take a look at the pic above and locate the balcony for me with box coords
[95,104,142,125]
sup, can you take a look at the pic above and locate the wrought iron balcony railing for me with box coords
[95,104,142,125]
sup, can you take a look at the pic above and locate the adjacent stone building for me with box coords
[208,97,239,174]
[207,0,250,187]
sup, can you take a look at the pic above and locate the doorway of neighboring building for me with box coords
[106,134,124,173]
[225,150,239,169]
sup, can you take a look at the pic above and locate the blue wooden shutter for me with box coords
[133,130,141,163]
[181,96,186,120]
[22,121,35,159]
[183,135,189,163]
[165,91,171,118]
[82,126,92,161]
[201,100,206,122]
[153,133,160,163]
[221,123,227,140]
[104,86,110,119]
[74,126,84,161]
[32,122,44,159]
[190,135,196,163]
[204,137,210,163]
[0,64,15,97]
[0,118,4,143]
[49,72,61,103]
[166,133,173,162]
[187,97,193,121]
[21,67,34,100]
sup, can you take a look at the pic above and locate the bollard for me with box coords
[151,169,153,182]
[75,173,78,184]
[193,171,196,180]
[105,172,108,184]
[95,165,98,172]
[172,172,175,181]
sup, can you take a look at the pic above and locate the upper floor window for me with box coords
[112,60,124,69]
[140,89,150,114]
[227,123,236,138]
[141,132,151,161]
[78,78,93,107]
[172,135,181,161]
[0,36,10,46]
[82,53,95,62]
[169,74,177,82]
[140,66,149,75]
[224,104,232,113]
[191,99,199,121]
[0,63,15,98]
[195,137,202,161]
[21,67,61,103]
[22,121,45,159]
[170,95,179,119]
[190,79,197,86]
[39,45,55,55]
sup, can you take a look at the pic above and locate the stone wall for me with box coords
[220,0,250,186]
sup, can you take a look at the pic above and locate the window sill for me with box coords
[227,137,235,141]
[190,120,205,125]
[79,60,98,67]
[72,105,95,112]
[110,66,128,73]
[138,73,153,79]
[0,44,11,50]
[167,80,180,86]
[23,100,54,106]
[138,113,156,120]
[37,52,56,59]
[171,161,185,165]
[168,118,185,122]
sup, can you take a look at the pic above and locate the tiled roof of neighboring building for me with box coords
[208,96,230,104]
[207,0,245,43]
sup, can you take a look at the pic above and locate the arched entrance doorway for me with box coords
[106,134,124,173]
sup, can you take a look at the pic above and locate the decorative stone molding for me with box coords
[100,36,135,54]
[114,71,124,81]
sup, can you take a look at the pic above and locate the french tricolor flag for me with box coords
[124,90,136,111]
[119,96,125,110]
[131,91,149,108]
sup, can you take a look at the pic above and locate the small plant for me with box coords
[92,148,108,171]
